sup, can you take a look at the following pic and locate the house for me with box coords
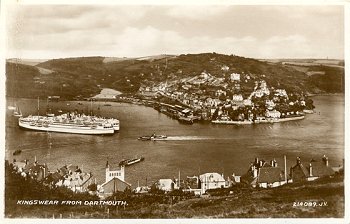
[25,161,49,182]
[232,94,243,102]
[230,73,240,81]
[290,155,335,183]
[55,164,92,192]
[199,172,227,194]
[265,110,281,118]
[265,100,276,109]
[241,158,287,188]
[13,158,48,181]
[243,99,253,106]
[155,179,177,192]
[275,89,288,98]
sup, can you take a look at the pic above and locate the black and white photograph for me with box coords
[1,0,347,222]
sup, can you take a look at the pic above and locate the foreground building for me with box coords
[241,157,287,188]
[54,164,92,192]
[290,155,335,183]
[98,161,131,196]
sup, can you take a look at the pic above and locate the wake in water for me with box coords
[154,136,220,141]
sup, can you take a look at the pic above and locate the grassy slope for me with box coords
[5,176,344,218]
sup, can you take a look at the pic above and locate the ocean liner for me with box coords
[18,113,119,135]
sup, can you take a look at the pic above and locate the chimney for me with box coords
[284,155,287,182]
[255,157,259,164]
[273,158,277,167]
[322,155,329,166]
[309,163,313,177]
[270,160,274,167]
[253,166,258,178]
[259,160,263,167]
[296,157,301,165]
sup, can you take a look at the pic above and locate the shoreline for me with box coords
[212,115,305,125]
[306,93,344,97]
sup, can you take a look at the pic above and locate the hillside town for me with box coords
[7,153,343,200]
[136,68,315,124]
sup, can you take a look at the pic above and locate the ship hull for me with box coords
[19,120,114,135]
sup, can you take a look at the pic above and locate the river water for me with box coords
[5,95,344,187]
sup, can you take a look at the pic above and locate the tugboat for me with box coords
[13,149,22,156]
[138,133,167,141]
[119,156,145,166]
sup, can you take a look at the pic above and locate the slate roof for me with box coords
[258,167,284,183]
[101,177,131,188]
[291,163,309,178]
[306,161,335,177]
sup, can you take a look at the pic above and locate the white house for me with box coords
[243,99,253,106]
[232,94,243,102]
[230,73,240,81]
[156,179,177,192]
[265,110,281,118]
[199,172,227,194]
[275,89,288,97]
[105,161,125,182]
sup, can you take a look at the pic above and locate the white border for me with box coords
[1,0,348,224]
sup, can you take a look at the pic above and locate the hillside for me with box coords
[6,53,345,100]
[5,159,344,218]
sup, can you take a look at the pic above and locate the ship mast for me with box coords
[37,96,40,117]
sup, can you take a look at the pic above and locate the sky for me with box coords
[5,4,344,59]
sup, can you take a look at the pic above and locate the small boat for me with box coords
[13,104,23,117]
[119,156,145,166]
[13,149,22,155]
[178,116,193,125]
[104,103,112,106]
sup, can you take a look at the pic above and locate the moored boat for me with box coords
[13,149,22,155]
[18,113,119,135]
[119,156,145,166]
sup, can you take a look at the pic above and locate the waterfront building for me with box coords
[290,156,335,183]
[265,110,281,118]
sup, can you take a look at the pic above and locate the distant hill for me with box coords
[6,53,344,100]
